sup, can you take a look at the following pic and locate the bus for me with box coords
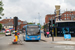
[23,24,41,41]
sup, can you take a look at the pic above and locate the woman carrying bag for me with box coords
[46,30,49,38]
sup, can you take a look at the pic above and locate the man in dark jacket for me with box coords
[44,29,46,37]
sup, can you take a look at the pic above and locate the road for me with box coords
[0,34,75,50]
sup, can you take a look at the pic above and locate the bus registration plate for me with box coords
[32,38,35,40]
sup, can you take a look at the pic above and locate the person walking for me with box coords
[44,29,46,37]
[46,30,49,38]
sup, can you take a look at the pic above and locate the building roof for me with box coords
[64,11,75,13]
[0,19,23,24]
[46,14,55,16]
[45,14,55,19]
[56,20,75,23]
[23,21,27,24]
[3,22,13,26]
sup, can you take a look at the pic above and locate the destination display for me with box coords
[27,26,39,28]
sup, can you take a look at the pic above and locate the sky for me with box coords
[1,0,75,25]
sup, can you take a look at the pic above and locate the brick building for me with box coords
[0,19,27,29]
[61,11,75,20]
[45,14,55,24]
[45,11,75,24]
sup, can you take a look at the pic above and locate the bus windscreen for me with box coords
[27,27,40,36]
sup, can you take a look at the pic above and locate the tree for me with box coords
[28,22,35,24]
[42,25,44,29]
[37,23,41,26]
[0,0,4,19]
[0,23,2,30]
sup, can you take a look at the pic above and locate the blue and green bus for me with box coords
[23,24,41,41]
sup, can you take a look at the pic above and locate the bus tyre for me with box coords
[37,40,39,42]
[25,40,27,42]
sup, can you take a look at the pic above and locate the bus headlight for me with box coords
[27,36,29,38]
[37,36,40,38]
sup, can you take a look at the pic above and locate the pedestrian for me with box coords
[44,29,46,37]
[50,30,52,37]
[17,32,20,39]
[46,30,49,38]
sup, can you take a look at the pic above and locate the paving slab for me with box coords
[51,41,75,45]
[41,33,75,45]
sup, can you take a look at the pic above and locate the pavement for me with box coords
[51,41,75,45]
[41,33,75,45]
[0,34,4,37]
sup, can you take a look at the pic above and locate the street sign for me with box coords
[64,34,71,39]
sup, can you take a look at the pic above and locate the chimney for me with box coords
[10,17,12,19]
[6,17,7,19]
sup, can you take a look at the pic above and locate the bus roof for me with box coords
[56,20,75,23]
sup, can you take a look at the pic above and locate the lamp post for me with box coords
[35,18,36,24]
[38,13,40,24]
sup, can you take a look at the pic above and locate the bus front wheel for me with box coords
[37,40,39,42]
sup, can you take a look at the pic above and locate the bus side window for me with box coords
[24,28,26,35]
